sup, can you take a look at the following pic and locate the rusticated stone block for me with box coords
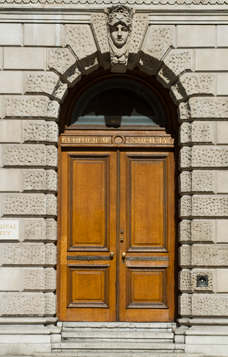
[65,25,99,75]
[44,293,56,315]
[23,219,57,241]
[192,147,228,168]
[45,244,57,266]
[192,171,215,193]
[47,48,81,85]
[179,147,192,169]
[179,97,228,120]
[157,50,192,87]
[191,122,215,144]
[192,294,228,316]
[46,171,57,192]
[170,73,215,103]
[128,14,148,70]
[179,269,191,292]
[192,195,228,217]
[179,220,191,242]
[91,13,110,69]
[2,194,46,216]
[21,170,57,192]
[46,146,58,168]
[3,145,46,167]
[46,219,57,241]
[179,123,191,144]
[1,243,46,265]
[23,121,46,143]
[46,122,58,143]
[180,196,192,217]
[179,171,192,193]
[25,72,68,101]
[1,293,45,316]
[179,245,192,267]
[192,245,228,267]
[179,294,192,316]
[4,96,59,119]
[191,220,215,242]
[140,25,174,75]
[1,243,56,266]
[46,194,57,216]
[22,268,56,291]
[22,170,46,191]
[191,269,214,292]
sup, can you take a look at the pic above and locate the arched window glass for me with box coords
[70,78,166,128]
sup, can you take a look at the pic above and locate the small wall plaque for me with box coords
[197,275,208,288]
[0,220,19,240]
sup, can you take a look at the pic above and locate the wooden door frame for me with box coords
[57,69,179,322]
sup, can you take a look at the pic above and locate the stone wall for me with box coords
[0,6,228,356]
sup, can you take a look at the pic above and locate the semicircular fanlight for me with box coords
[70,78,166,128]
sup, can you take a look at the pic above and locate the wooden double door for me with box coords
[58,133,175,322]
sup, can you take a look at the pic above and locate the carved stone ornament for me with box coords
[105,5,134,71]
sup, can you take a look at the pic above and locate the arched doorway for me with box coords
[57,72,177,322]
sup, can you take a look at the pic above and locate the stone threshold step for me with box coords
[62,322,176,330]
[32,353,203,357]
[52,341,179,350]
[62,331,174,338]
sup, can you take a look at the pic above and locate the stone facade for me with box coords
[0,2,228,356]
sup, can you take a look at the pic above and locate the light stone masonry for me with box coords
[0,121,22,143]
[0,267,21,291]
[0,243,57,266]
[23,121,58,143]
[0,24,23,46]
[180,170,228,194]
[23,218,57,241]
[91,13,110,69]
[22,268,56,291]
[0,72,23,94]
[180,146,228,169]
[179,98,228,120]
[195,49,228,71]
[180,195,228,218]
[177,25,215,47]
[24,24,63,47]
[22,170,57,192]
[4,48,46,70]
[0,169,21,192]
[4,96,59,119]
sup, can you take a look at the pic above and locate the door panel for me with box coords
[58,148,175,322]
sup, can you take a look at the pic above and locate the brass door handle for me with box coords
[110,252,114,260]
[122,252,126,261]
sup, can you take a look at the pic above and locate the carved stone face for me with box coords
[110,23,129,48]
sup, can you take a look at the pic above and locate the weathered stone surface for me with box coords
[179,245,192,267]
[191,269,214,291]
[0,71,23,94]
[24,23,63,47]
[192,245,228,267]
[0,120,22,143]
[23,219,57,241]
[177,25,216,48]
[191,220,215,242]
[0,24,23,46]
[23,121,58,144]
[46,194,57,216]
[22,268,56,291]
[179,97,228,120]
[46,219,57,241]
[46,146,58,168]
[65,25,99,74]
[4,96,59,119]
[47,48,81,85]
[179,123,191,145]
[192,195,228,217]
[192,122,215,144]
[0,267,21,291]
[44,293,56,315]
[192,171,215,193]
[217,220,228,243]
[180,146,228,169]
[170,73,215,103]
[24,72,67,101]
[140,25,174,75]
[91,13,110,69]
[21,170,57,192]
[4,48,46,70]
[0,243,56,266]
[180,196,192,217]
[216,269,228,292]
[179,269,191,292]
[3,145,46,167]
[128,14,148,70]
[179,220,191,242]
[22,170,46,191]
[2,194,46,216]
[0,169,21,192]
[157,50,192,87]
[192,294,228,316]
[1,293,45,316]
[179,294,192,316]
[179,171,192,193]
